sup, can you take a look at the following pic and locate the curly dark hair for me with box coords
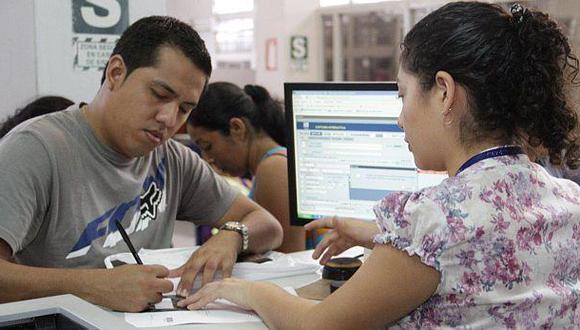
[401,1,579,169]
[188,82,286,147]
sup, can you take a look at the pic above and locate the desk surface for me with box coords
[0,248,362,329]
[0,294,134,329]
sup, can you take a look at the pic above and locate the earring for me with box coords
[444,107,453,126]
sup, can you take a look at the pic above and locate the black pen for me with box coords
[115,221,158,312]
[115,220,143,265]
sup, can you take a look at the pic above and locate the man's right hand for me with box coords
[84,264,174,312]
[0,238,173,313]
[304,216,379,264]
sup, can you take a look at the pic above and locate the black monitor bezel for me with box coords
[284,82,398,226]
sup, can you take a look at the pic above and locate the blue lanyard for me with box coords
[456,145,524,175]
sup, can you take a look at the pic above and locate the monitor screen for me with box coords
[285,82,446,226]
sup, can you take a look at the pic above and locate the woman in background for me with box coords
[178,2,580,328]
[188,82,305,252]
[0,96,74,138]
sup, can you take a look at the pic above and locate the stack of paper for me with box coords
[103,247,366,327]
[104,246,321,288]
[104,248,311,327]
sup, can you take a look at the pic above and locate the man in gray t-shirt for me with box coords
[0,16,282,312]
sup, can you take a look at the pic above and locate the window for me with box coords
[215,18,254,53]
[320,0,349,7]
[213,0,253,15]
[322,10,402,81]
[320,0,396,7]
[212,0,255,69]
[352,0,395,3]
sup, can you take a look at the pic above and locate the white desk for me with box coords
[0,248,361,329]
[0,294,134,329]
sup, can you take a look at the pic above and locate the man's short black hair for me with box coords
[100,16,212,85]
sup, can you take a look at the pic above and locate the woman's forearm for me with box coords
[249,282,318,329]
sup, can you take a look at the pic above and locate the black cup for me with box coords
[322,257,362,293]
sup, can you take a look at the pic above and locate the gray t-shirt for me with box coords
[0,105,238,268]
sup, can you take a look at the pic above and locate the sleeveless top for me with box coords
[248,146,287,200]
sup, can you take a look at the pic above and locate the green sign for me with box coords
[290,35,308,60]
[72,0,129,35]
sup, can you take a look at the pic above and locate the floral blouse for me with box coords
[373,154,579,329]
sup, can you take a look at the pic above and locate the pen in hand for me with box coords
[115,220,159,312]
[115,220,143,265]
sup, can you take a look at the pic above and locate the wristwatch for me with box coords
[219,221,249,252]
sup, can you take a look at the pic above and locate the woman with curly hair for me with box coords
[177,2,579,328]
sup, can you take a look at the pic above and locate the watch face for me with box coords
[224,221,242,231]
[221,222,248,252]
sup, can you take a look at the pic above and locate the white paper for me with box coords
[154,298,174,310]
[106,247,317,327]
[126,287,298,327]
[110,247,367,327]
[125,304,260,328]
[104,246,321,290]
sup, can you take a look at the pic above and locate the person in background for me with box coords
[0,96,74,138]
[0,16,282,312]
[524,143,580,184]
[187,82,305,252]
[185,142,252,246]
[537,156,580,184]
[176,2,580,328]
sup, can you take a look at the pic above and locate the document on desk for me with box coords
[104,248,313,326]
[124,287,298,327]
[125,300,260,327]
[104,246,321,284]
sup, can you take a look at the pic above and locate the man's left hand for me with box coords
[169,230,241,297]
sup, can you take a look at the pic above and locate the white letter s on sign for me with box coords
[81,0,121,28]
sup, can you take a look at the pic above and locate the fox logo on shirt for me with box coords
[66,158,166,259]
[140,181,162,221]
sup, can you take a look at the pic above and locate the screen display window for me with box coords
[285,83,446,225]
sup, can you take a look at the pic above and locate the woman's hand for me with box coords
[176,277,256,310]
[305,216,379,264]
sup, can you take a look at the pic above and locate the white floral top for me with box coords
[373,154,580,329]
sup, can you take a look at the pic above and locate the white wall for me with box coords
[0,0,166,122]
[1,0,324,121]
[166,0,212,44]
[0,0,37,121]
[166,0,324,99]
[166,0,215,74]
[254,0,322,99]
[166,0,257,87]
[34,0,166,105]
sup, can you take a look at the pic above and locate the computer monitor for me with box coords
[285,82,446,226]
